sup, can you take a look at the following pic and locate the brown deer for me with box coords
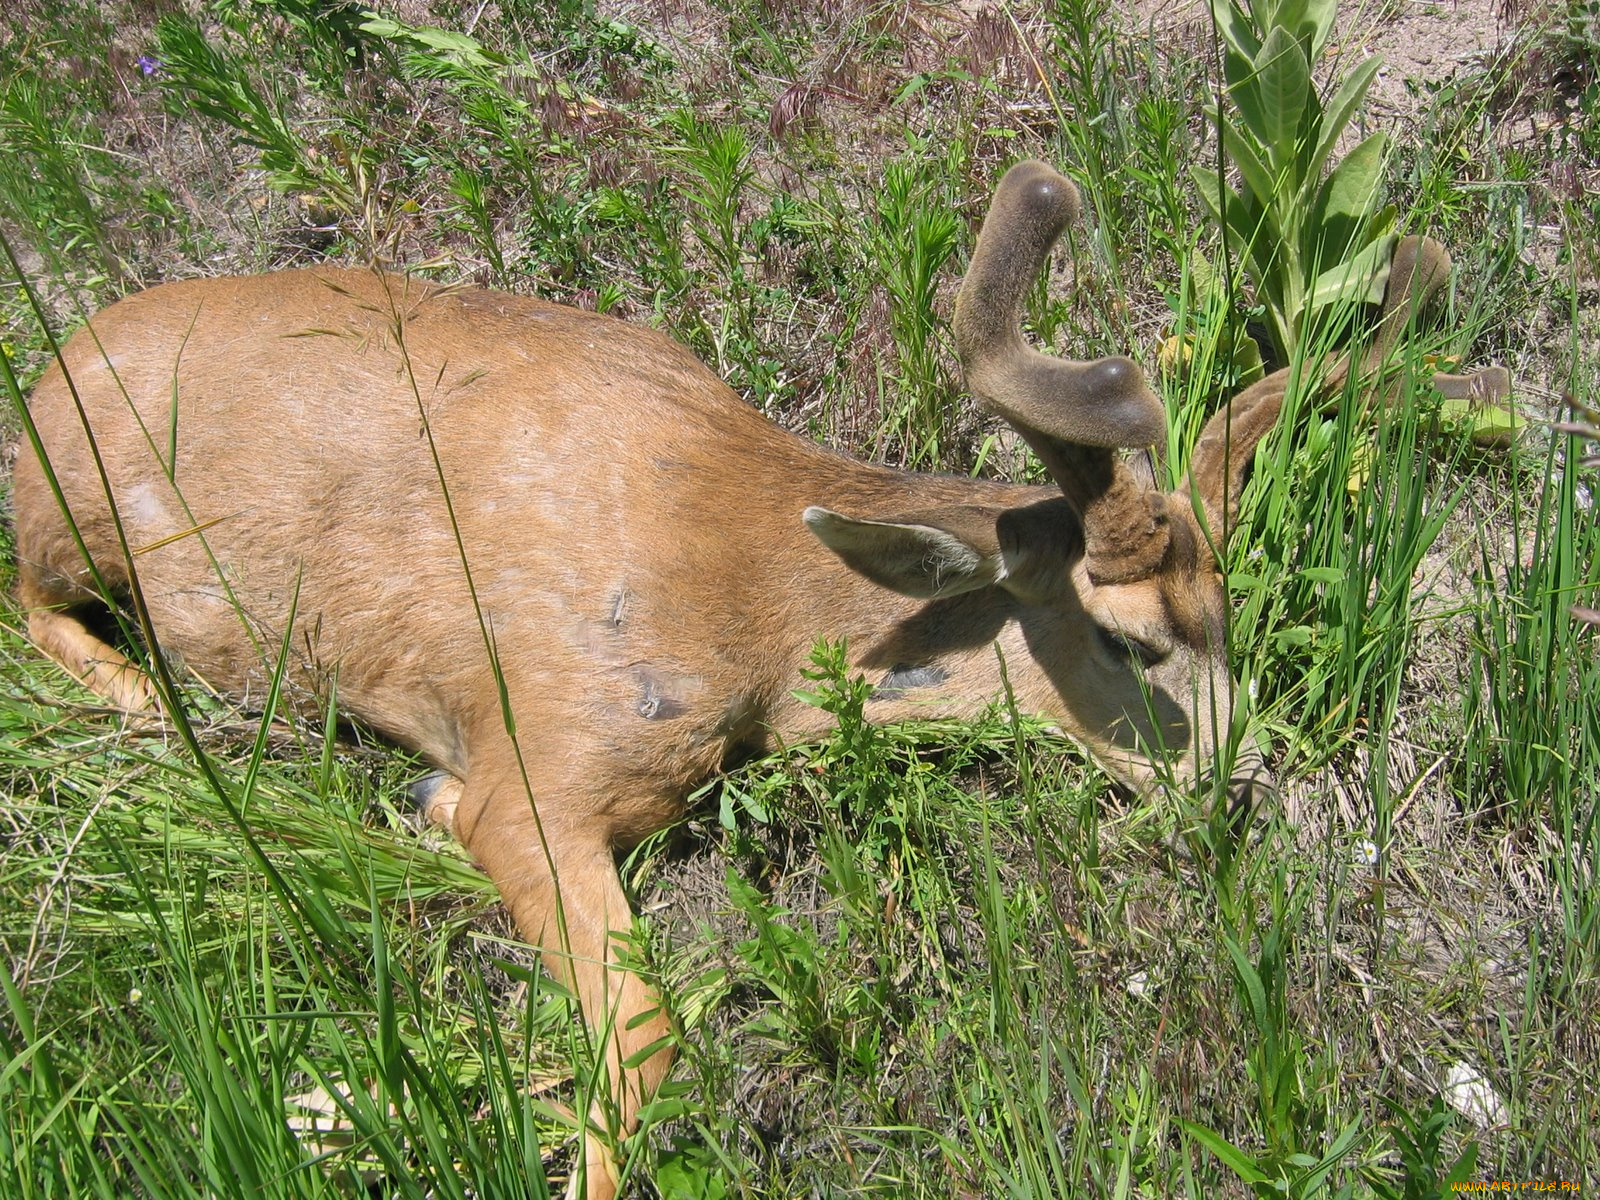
[11,160,1499,1197]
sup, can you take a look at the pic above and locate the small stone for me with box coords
[1443,1061,1507,1129]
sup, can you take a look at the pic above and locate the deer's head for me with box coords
[810,161,1474,807]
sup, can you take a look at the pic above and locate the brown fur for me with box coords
[12,162,1494,1198]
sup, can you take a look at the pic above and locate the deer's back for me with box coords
[17,271,860,773]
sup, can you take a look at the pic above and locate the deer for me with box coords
[10,160,1503,1198]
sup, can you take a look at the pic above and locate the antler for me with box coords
[954,160,1171,584]
[1185,235,1510,546]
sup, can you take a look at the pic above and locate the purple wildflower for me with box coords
[135,55,161,78]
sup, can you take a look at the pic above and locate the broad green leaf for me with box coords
[1209,0,1262,88]
[1280,0,1339,59]
[1253,26,1311,151]
[1307,56,1383,184]
[359,16,502,67]
[1438,397,1524,447]
[1181,1119,1271,1184]
[1272,0,1306,39]
[1193,164,1280,245]
[1292,1119,1365,1195]
[1444,1142,1481,1186]
[1234,330,1266,383]
[654,1136,731,1200]
[1192,164,1288,344]
[1273,625,1315,649]
[1224,65,1270,145]
[1190,164,1231,229]
[1194,167,1281,288]
[1306,230,1396,314]
[1186,243,1218,299]
[1305,132,1389,278]
[1316,130,1388,224]
[1220,117,1282,211]
[1305,0,1338,57]
[1363,204,1399,300]
[1207,0,1278,149]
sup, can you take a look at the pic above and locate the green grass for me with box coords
[2,0,1598,1196]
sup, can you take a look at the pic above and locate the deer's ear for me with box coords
[803,505,1004,599]
[993,498,1084,604]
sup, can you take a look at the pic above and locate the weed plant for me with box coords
[0,0,1596,1196]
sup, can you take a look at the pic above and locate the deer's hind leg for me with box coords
[20,575,157,713]
[411,769,465,830]
[446,760,674,1200]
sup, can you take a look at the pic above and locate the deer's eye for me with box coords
[1095,625,1165,667]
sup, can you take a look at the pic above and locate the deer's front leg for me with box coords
[442,765,674,1200]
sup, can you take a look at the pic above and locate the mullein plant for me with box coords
[1189,0,1518,443]
[1193,0,1396,365]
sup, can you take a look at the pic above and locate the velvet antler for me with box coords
[954,160,1171,583]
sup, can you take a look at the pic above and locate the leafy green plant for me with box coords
[0,751,565,1199]
[1159,245,1269,439]
[360,13,595,288]
[1127,81,1202,266]
[447,166,509,283]
[213,0,381,88]
[591,178,694,315]
[670,111,755,299]
[1183,864,1364,1199]
[666,111,760,375]
[1194,0,1396,363]
[1046,0,1136,277]
[1462,427,1600,817]
[1367,1095,1478,1200]
[868,155,963,465]
[0,67,134,279]
[1223,345,1468,753]
[155,15,365,220]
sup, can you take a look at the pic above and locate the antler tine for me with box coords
[1362,235,1451,375]
[954,160,1167,452]
[1363,235,1513,410]
[1183,367,1295,549]
[954,160,1171,584]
